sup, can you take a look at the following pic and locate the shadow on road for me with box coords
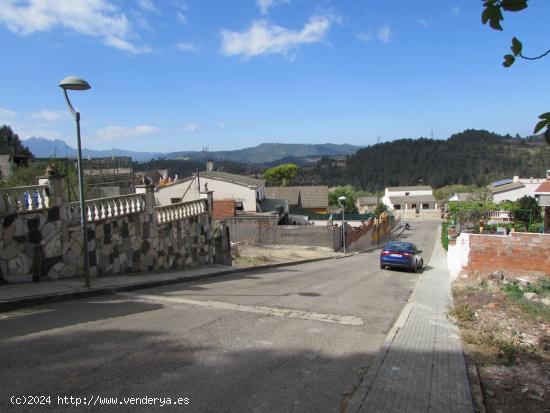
[0,326,476,413]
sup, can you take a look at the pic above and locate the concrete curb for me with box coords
[344,225,435,413]
[0,254,341,313]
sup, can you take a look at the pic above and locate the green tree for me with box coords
[511,195,542,230]
[263,163,299,186]
[373,203,388,216]
[481,1,550,143]
[328,185,358,213]
[0,125,33,157]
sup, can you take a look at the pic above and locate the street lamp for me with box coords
[59,76,91,288]
[338,195,347,254]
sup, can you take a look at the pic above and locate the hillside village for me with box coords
[1,1,549,412]
[1,124,550,413]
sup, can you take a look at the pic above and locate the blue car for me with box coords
[380,241,424,272]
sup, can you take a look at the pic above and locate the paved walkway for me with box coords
[349,228,474,413]
[0,265,234,310]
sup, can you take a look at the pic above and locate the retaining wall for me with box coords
[0,179,231,284]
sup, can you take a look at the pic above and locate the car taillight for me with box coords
[402,252,412,258]
[381,250,392,256]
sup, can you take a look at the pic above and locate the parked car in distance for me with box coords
[380,241,423,272]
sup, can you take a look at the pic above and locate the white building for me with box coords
[156,170,265,213]
[487,171,549,203]
[383,186,437,210]
[382,185,439,219]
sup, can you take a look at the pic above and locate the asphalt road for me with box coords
[1,221,439,413]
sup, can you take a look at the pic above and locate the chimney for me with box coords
[513,171,519,183]
[206,159,214,172]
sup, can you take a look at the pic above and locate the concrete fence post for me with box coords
[200,190,214,223]
[38,174,65,209]
[136,184,155,215]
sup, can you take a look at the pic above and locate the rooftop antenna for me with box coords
[377,136,381,144]
[202,146,209,153]
[431,130,434,140]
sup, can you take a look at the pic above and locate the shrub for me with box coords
[449,303,475,323]
[441,221,449,251]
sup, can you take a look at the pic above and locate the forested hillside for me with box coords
[295,130,550,190]
[136,130,549,191]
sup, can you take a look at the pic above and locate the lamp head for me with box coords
[59,76,91,91]
[337,196,347,202]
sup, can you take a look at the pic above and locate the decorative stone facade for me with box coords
[0,178,231,284]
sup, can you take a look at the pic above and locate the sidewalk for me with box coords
[347,228,474,413]
[0,255,339,312]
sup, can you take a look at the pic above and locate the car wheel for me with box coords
[380,263,385,270]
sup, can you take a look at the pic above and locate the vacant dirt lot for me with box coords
[231,244,341,268]
[450,273,550,413]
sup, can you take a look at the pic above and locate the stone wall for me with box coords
[0,179,231,284]
[0,208,62,283]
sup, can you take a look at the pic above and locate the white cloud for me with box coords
[176,41,197,52]
[171,0,188,24]
[257,0,273,15]
[257,0,289,15]
[217,122,226,129]
[30,110,63,122]
[0,0,151,54]
[355,32,372,43]
[95,124,159,142]
[356,25,391,44]
[23,128,64,140]
[184,122,199,133]
[377,25,391,43]
[415,18,430,27]
[220,15,332,59]
[451,5,461,16]
[0,108,17,119]
[138,0,157,12]
[104,36,152,53]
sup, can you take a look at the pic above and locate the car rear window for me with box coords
[387,242,415,252]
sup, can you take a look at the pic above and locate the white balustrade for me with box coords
[0,185,50,215]
[64,193,146,224]
[155,199,207,224]
[487,210,512,221]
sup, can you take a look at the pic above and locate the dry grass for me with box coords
[451,274,550,412]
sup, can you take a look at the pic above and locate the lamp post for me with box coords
[59,76,91,288]
[338,195,347,254]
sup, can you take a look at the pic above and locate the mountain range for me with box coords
[22,137,361,164]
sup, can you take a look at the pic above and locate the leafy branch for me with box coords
[481,0,549,143]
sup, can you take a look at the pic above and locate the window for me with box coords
[422,203,429,209]
[170,198,180,204]
[395,205,401,210]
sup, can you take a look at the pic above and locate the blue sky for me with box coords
[0,0,548,152]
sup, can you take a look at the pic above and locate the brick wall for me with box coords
[213,200,235,220]
[465,232,550,276]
